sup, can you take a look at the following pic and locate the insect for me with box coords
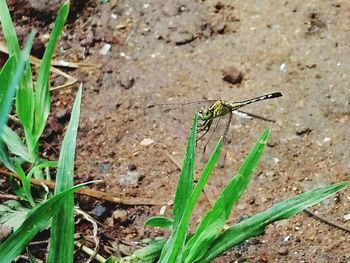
[147,92,283,159]
[196,92,282,142]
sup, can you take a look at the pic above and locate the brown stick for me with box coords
[0,169,164,206]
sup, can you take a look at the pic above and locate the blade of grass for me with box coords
[2,125,33,162]
[172,114,197,228]
[33,2,69,148]
[0,200,29,231]
[0,0,20,57]
[47,85,82,263]
[0,55,16,171]
[184,129,270,262]
[200,182,350,262]
[0,181,95,263]
[16,61,35,155]
[145,216,173,229]
[0,33,35,171]
[15,162,36,207]
[159,136,223,263]
[0,0,34,138]
[157,114,197,262]
[121,237,167,263]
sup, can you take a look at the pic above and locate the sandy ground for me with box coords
[3,0,350,262]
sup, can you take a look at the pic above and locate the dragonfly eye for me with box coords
[198,108,212,121]
[197,110,204,120]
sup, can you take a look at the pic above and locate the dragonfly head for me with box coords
[197,107,213,121]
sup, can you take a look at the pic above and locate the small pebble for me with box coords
[56,109,70,123]
[140,138,154,146]
[283,235,291,242]
[222,66,243,85]
[343,213,350,221]
[296,127,312,136]
[171,32,195,45]
[99,43,111,55]
[97,163,112,174]
[113,209,128,222]
[120,74,134,89]
[128,164,137,171]
[278,247,289,255]
[92,204,107,218]
[323,137,331,143]
[117,170,141,187]
[159,205,167,215]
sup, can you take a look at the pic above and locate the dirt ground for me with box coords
[4,0,350,262]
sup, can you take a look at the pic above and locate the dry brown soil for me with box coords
[4,0,350,262]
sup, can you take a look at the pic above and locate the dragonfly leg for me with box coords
[196,120,212,142]
[218,112,232,168]
[203,117,221,154]
[197,120,208,129]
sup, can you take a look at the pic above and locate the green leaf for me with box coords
[0,0,20,58]
[184,129,270,262]
[0,146,14,171]
[15,162,36,207]
[16,61,35,155]
[159,134,223,263]
[172,114,197,228]
[0,33,35,171]
[157,114,197,262]
[120,238,167,263]
[0,200,29,231]
[32,2,70,149]
[2,125,33,162]
[145,216,173,229]
[47,85,82,263]
[200,182,350,262]
[27,247,38,263]
[0,55,16,96]
[0,55,17,171]
[0,181,93,263]
[9,176,26,199]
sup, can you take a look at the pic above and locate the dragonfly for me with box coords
[196,92,282,142]
[148,92,282,162]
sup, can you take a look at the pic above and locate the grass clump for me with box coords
[112,114,349,263]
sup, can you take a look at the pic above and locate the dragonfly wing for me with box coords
[146,100,217,112]
[234,110,276,123]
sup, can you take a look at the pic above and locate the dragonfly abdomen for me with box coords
[230,92,282,109]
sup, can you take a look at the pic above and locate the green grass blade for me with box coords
[184,129,270,262]
[0,33,34,171]
[0,0,33,125]
[0,0,20,57]
[144,216,173,229]
[0,0,35,152]
[159,136,223,263]
[15,162,36,207]
[0,181,94,263]
[172,114,197,228]
[47,85,82,263]
[157,114,197,262]
[0,146,14,171]
[2,125,33,162]
[33,2,69,146]
[0,55,16,94]
[200,182,350,262]
[0,55,16,171]
[16,61,35,154]
[0,200,29,232]
[121,238,167,263]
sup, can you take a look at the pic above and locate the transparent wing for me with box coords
[146,99,217,113]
